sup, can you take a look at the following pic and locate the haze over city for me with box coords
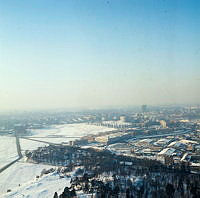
[0,0,199,111]
[1,1,200,197]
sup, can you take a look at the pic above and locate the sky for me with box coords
[0,0,199,111]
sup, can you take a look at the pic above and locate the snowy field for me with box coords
[0,137,18,168]
[19,123,115,151]
[0,161,68,197]
[0,123,115,166]
[29,123,114,138]
[0,123,115,197]
[1,163,92,198]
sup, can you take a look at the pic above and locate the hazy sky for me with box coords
[0,0,199,111]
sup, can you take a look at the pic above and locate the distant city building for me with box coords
[119,116,126,122]
[160,120,167,128]
[69,141,74,146]
[141,105,147,113]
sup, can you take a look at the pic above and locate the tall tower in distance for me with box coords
[141,105,147,113]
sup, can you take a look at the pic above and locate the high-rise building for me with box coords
[141,105,147,113]
[160,120,167,128]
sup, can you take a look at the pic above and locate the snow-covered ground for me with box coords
[19,123,115,151]
[1,162,93,198]
[0,123,115,167]
[0,160,55,195]
[29,123,114,138]
[20,123,114,151]
[0,123,115,197]
[0,160,70,198]
[0,137,18,168]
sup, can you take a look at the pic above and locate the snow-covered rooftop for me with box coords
[158,148,176,156]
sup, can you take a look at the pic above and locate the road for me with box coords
[0,135,22,174]
[21,136,81,138]
[0,157,22,174]
[20,137,64,146]
[128,130,191,141]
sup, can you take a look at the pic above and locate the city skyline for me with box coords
[0,0,199,111]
